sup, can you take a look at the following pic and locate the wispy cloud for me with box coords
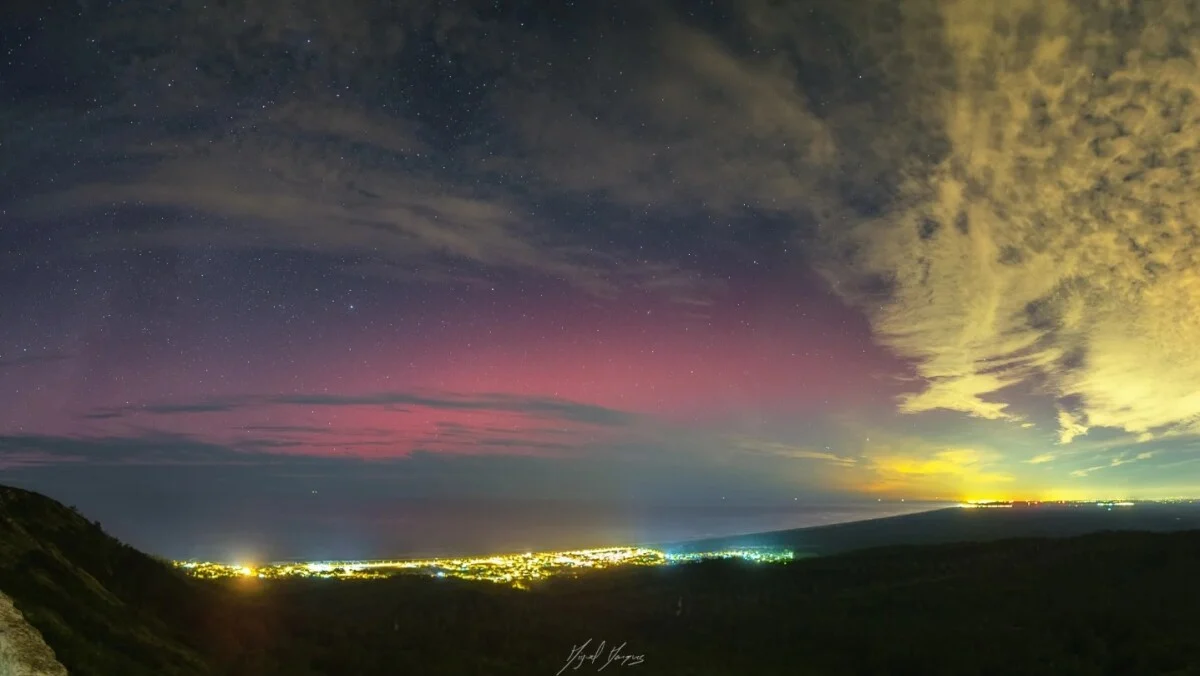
[1070,452,1156,478]
[89,391,638,428]
[735,440,858,467]
[0,352,72,369]
[0,450,89,470]
[25,130,618,293]
[4,2,714,303]
[0,432,273,467]
[69,390,642,462]
[1057,409,1089,445]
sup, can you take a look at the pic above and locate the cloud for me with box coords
[0,432,277,467]
[74,390,640,461]
[858,440,1015,497]
[142,401,250,415]
[429,0,1200,454]
[735,440,859,467]
[90,391,637,427]
[0,427,847,505]
[794,0,1200,445]
[0,428,576,468]
[1070,451,1156,478]
[0,352,72,369]
[467,0,1200,449]
[25,125,618,292]
[1057,409,1089,445]
[872,448,1014,483]
[278,392,636,426]
[4,0,712,302]
[0,450,88,470]
[494,18,839,217]
[1027,453,1056,465]
[12,0,1200,469]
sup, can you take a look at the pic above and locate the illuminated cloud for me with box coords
[484,0,1200,450]
[872,448,1013,483]
[9,0,1200,505]
[846,436,1015,498]
[804,0,1200,446]
[1070,451,1155,478]
[494,0,1200,467]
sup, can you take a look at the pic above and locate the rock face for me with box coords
[0,591,67,676]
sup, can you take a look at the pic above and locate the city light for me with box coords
[175,546,796,588]
[958,499,1145,509]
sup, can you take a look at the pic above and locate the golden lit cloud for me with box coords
[872,448,1013,482]
[495,0,1200,461]
[1057,410,1089,445]
[814,0,1200,447]
[854,439,1015,498]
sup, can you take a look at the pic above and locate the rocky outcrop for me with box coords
[0,591,67,676]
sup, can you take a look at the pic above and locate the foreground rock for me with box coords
[0,591,67,676]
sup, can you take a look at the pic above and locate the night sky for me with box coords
[5,0,1200,559]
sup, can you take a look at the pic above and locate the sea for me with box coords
[121,498,948,564]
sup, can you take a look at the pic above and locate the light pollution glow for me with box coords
[175,546,797,588]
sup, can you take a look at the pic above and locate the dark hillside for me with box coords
[0,485,231,675]
[5,485,1200,675]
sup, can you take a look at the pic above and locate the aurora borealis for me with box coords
[5,0,1200,557]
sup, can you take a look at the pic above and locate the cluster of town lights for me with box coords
[176,546,795,588]
[957,499,1139,509]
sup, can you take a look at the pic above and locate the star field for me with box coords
[6,0,1200,557]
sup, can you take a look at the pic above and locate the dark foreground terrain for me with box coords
[4,486,1200,676]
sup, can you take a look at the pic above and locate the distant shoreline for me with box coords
[210,501,951,565]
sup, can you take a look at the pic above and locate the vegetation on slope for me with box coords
[0,486,216,675]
